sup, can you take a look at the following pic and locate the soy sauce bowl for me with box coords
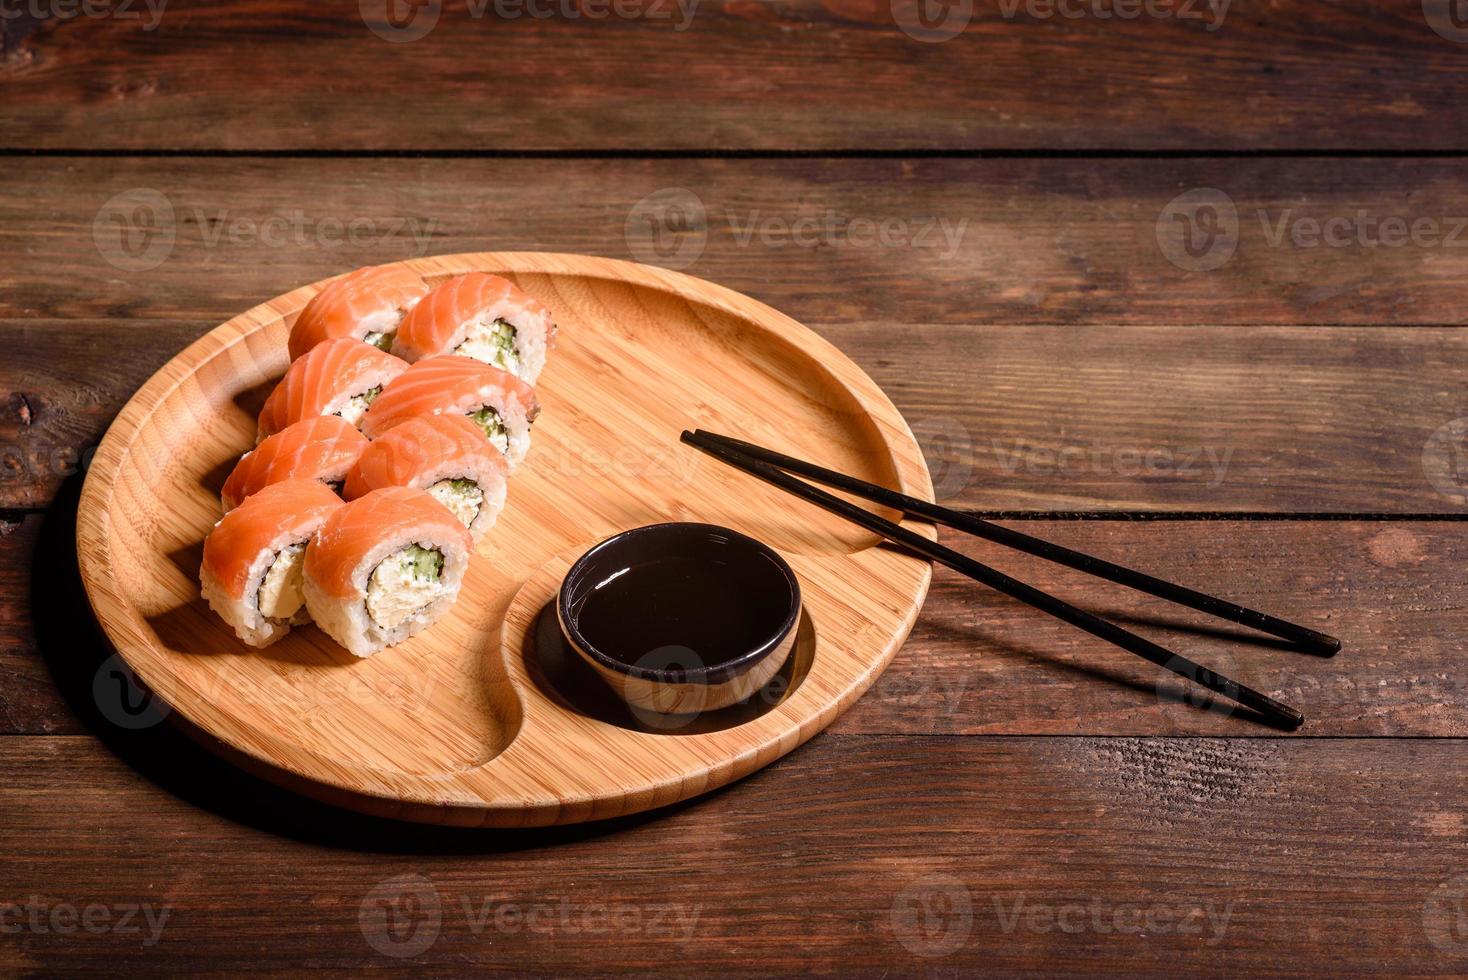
[557,523,802,716]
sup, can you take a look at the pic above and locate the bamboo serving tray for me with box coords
[76,253,935,826]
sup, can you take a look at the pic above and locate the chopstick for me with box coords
[681,429,1307,730]
[692,429,1340,657]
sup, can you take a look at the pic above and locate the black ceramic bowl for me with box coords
[557,522,802,715]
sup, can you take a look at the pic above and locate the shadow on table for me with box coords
[33,473,721,855]
[913,596,1302,731]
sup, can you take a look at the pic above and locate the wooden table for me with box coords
[4,3,1467,974]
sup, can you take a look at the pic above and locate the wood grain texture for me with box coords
[9,503,1464,737]
[8,157,1468,326]
[0,515,53,734]
[8,318,1468,512]
[853,518,1467,736]
[75,253,935,824]
[3,0,1467,150]
[2,0,1460,974]
[3,733,1468,975]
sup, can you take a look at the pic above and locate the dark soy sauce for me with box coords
[576,556,791,668]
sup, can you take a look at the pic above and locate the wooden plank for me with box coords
[2,0,1466,150]
[0,515,52,734]
[1,733,1465,974]
[0,323,191,509]
[4,318,1467,512]
[7,509,1464,736]
[845,519,1468,736]
[8,157,1468,326]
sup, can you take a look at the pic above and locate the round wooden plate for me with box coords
[76,253,935,826]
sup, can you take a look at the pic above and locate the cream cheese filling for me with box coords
[455,318,519,375]
[427,478,483,527]
[257,543,306,621]
[467,406,510,456]
[336,385,382,426]
[366,545,446,630]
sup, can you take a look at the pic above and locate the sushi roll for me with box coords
[391,273,555,384]
[302,486,472,658]
[344,414,509,541]
[257,337,408,441]
[199,479,344,648]
[361,355,540,470]
[221,415,368,511]
[288,264,431,361]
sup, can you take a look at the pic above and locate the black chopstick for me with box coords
[692,429,1340,657]
[681,430,1305,730]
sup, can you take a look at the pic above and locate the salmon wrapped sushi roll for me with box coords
[288,265,431,361]
[199,480,344,648]
[391,273,555,384]
[221,416,368,511]
[303,487,472,658]
[258,338,408,441]
[361,355,539,469]
[344,414,508,541]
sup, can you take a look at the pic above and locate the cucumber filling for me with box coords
[337,385,382,426]
[468,406,510,456]
[257,543,306,622]
[366,544,446,630]
[455,318,519,375]
[427,478,483,527]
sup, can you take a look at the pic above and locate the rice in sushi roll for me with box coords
[303,486,472,658]
[360,355,539,469]
[391,273,555,384]
[288,264,431,361]
[257,338,408,441]
[199,479,344,648]
[221,415,367,511]
[343,413,508,541]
